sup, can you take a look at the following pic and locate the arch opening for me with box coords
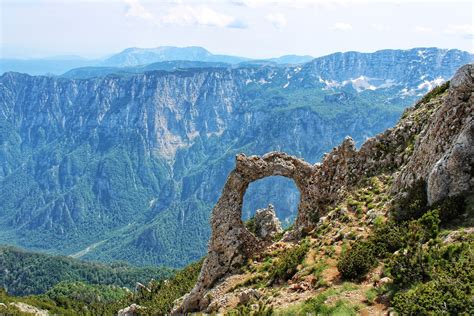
[242,175,300,229]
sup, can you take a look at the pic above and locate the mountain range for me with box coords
[0,46,314,76]
[0,47,472,268]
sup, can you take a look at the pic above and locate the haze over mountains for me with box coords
[0,46,314,76]
[0,47,472,268]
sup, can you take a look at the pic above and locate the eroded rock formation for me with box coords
[253,204,283,241]
[175,64,473,313]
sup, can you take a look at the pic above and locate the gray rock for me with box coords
[117,304,142,316]
[253,204,283,241]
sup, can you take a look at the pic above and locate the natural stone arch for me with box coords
[176,152,317,312]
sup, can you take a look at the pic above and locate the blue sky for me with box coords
[1,0,473,59]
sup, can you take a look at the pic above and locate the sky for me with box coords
[1,0,473,59]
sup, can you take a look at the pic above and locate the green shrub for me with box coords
[370,221,407,258]
[417,81,450,105]
[431,194,467,224]
[388,243,431,288]
[388,210,441,288]
[365,288,378,305]
[245,216,257,235]
[337,241,376,280]
[392,179,428,222]
[134,259,203,315]
[392,276,473,315]
[226,300,273,316]
[269,241,309,283]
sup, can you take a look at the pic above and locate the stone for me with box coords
[427,122,473,204]
[238,289,261,305]
[377,277,393,287]
[253,204,283,241]
[118,304,143,316]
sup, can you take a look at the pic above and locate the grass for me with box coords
[365,288,378,305]
[276,284,359,316]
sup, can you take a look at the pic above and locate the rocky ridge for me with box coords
[175,64,473,313]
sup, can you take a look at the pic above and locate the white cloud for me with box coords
[124,0,152,20]
[161,5,246,28]
[231,0,472,6]
[414,26,433,33]
[265,12,287,28]
[370,23,389,32]
[333,22,352,32]
[444,24,474,38]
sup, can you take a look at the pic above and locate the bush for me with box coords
[370,221,407,258]
[226,300,273,316]
[245,216,258,235]
[392,179,428,222]
[134,259,204,314]
[270,241,309,283]
[431,194,467,224]
[388,210,441,288]
[337,241,376,280]
[392,276,473,315]
[417,81,450,105]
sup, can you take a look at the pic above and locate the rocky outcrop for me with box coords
[392,64,474,204]
[253,204,283,241]
[176,64,473,313]
[117,304,143,316]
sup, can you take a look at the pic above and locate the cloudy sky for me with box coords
[1,0,473,59]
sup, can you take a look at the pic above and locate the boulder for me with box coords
[253,204,283,241]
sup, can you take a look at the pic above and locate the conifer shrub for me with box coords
[417,81,450,105]
[388,210,441,288]
[431,194,467,224]
[270,241,309,283]
[337,241,376,280]
[392,179,428,222]
[370,221,407,258]
[245,216,258,235]
[391,242,473,314]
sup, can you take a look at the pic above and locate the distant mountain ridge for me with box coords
[99,46,250,67]
[0,46,315,76]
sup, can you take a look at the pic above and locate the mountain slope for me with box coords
[0,48,471,267]
[174,63,473,315]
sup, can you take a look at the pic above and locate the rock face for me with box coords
[253,204,283,241]
[392,64,474,204]
[176,64,473,313]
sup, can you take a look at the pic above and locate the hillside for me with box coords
[1,63,471,316]
[0,246,173,296]
[171,64,473,314]
[0,48,471,268]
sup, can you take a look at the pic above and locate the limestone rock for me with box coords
[253,204,283,241]
[427,121,473,204]
[117,304,143,316]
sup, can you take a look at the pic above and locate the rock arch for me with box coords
[176,152,317,312]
